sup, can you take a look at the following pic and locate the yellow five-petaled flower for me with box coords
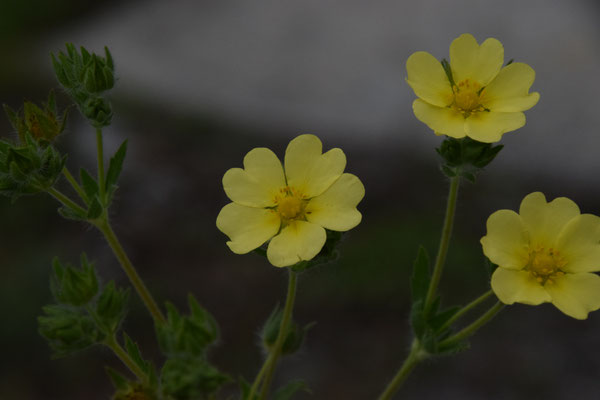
[217,134,365,267]
[481,192,600,319]
[407,33,540,143]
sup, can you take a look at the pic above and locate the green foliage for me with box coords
[39,254,130,357]
[50,254,98,306]
[38,305,100,357]
[105,139,128,205]
[4,91,68,144]
[440,58,456,87]
[261,304,314,356]
[161,357,230,400]
[156,295,229,399]
[272,380,311,400]
[157,295,219,357]
[0,131,66,201]
[51,43,115,127]
[436,136,503,182]
[96,282,130,334]
[408,247,467,356]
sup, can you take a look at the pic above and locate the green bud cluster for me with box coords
[436,136,503,182]
[4,91,68,144]
[38,255,130,357]
[51,44,115,128]
[0,129,66,201]
[155,295,230,399]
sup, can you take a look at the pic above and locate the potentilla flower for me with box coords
[481,192,600,319]
[216,134,364,267]
[406,33,540,143]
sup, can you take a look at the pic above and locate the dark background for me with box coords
[2,0,600,399]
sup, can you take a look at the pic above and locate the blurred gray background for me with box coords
[1,0,600,399]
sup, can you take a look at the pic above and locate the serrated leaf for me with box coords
[105,139,127,201]
[410,246,430,304]
[79,167,98,201]
[273,380,310,400]
[58,206,87,221]
[123,333,151,375]
[87,196,103,219]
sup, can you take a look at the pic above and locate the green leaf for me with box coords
[105,139,128,201]
[123,333,152,376]
[58,205,87,221]
[273,380,310,400]
[50,255,99,306]
[429,306,461,332]
[161,357,230,399]
[79,167,99,201]
[156,295,219,357]
[87,196,103,219]
[410,246,430,304]
[95,281,130,334]
[38,305,100,357]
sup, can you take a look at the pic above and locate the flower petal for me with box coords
[305,173,364,231]
[465,111,525,143]
[267,220,326,267]
[223,148,286,207]
[406,51,454,107]
[556,214,600,273]
[491,268,551,305]
[284,134,346,198]
[450,34,503,86]
[519,192,580,247]
[216,203,281,254]
[545,273,600,319]
[480,62,540,112]
[481,209,529,270]
[412,99,466,138]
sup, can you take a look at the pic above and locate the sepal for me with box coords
[436,136,503,182]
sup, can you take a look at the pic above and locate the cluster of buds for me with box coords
[52,44,115,128]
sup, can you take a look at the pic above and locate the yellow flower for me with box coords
[406,33,540,143]
[216,134,365,267]
[481,192,600,319]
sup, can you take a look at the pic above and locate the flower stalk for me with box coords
[248,269,298,400]
[438,301,504,350]
[424,175,459,317]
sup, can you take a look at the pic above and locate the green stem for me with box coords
[105,335,147,382]
[96,128,106,203]
[62,167,87,203]
[438,301,504,350]
[248,269,298,400]
[424,176,460,317]
[46,187,87,216]
[96,218,166,324]
[436,290,493,334]
[377,339,426,400]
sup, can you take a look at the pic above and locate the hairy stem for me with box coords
[436,290,493,334]
[248,269,298,400]
[105,335,147,382]
[377,339,425,400]
[96,219,166,323]
[438,301,504,350]
[424,176,460,316]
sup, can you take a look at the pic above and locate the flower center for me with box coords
[452,79,485,116]
[274,186,306,221]
[526,246,566,286]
